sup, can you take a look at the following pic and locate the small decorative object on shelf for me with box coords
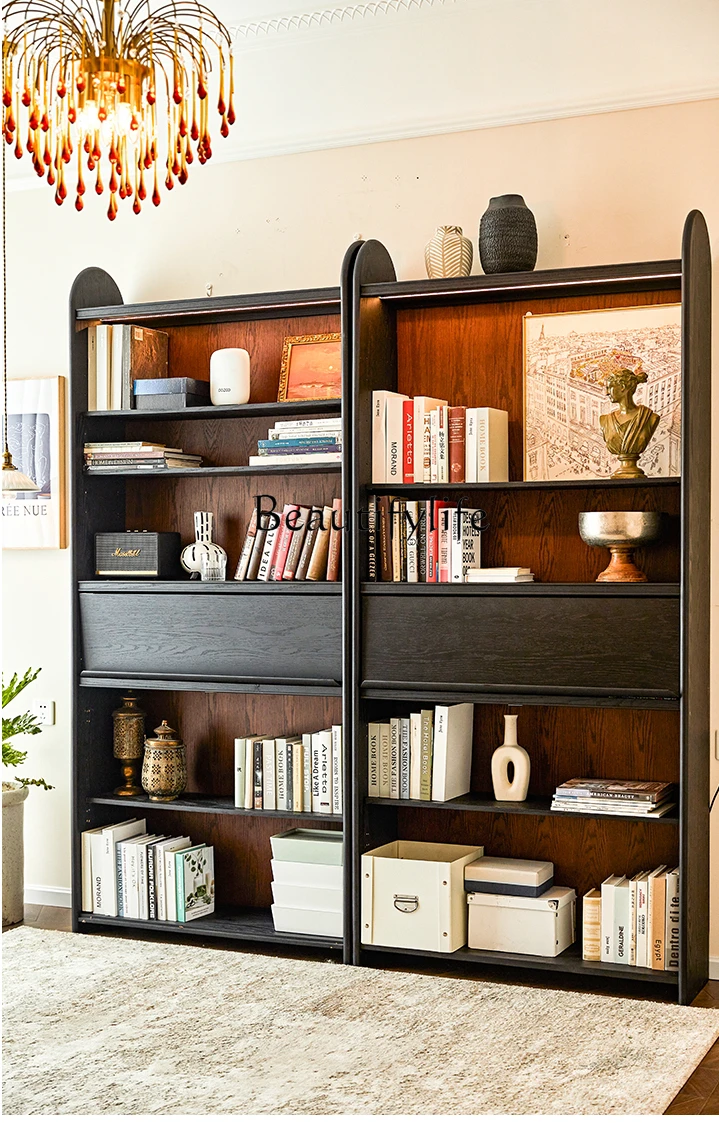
[141,721,188,803]
[578,511,662,582]
[491,714,530,801]
[95,531,183,578]
[424,226,473,279]
[599,369,661,479]
[479,194,538,274]
[210,348,251,406]
[277,333,342,402]
[112,693,146,797]
[181,512,227,580]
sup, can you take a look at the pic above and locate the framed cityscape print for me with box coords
[523,304,681,481]
[1,376,67,549]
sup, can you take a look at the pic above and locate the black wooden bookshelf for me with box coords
[70,214,711,1003]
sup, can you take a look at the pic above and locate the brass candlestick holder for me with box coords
[112,693,146,796]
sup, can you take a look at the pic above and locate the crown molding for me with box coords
[232,0,458,39]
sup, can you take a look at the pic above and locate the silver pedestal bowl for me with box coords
[578,511,663,582]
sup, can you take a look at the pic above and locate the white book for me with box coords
[429,408,439,484]
[378,723,391,798]
[431,703,474,802]
[386,394,409,486]
[95,325,112,412]
[92,818,146,916]
[302,733,313,812]
[331,725,343,815]
[156,837,191,921]
[256,523,280,581]
[406,500,419,583]
[317,728,333,814]
[87,325,98,412]
[475,407,509,483]
[81,825,104,912]
[115,838,133,918]
[414,396,447,483]
[125,833,158,919]
[248,453,342,467]
[274,417,343,431]
[450,510,482,584]
[613,877,631,964]
[629,872,643,965]
[601,875,626,962]
[389,717,401,800]
[111,324,124,411]
[269,424,342,438]
[437,404,448,483]
[467,572,534,583]
[409,713,422,800]
[275,739,289,811]
[311,732,322,813]
[372,390,406,484]
[368,723,381,797]
[635,871,650,967]
[291,740,304,813]
[465,408,478,483]
[244,740,254,809]
[665,868,680,972]
[234,738,247,808]
[262,738,277,810]
[137,835,163,921]
[399,717,411,800]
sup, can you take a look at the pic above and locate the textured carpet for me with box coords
[3,927,719,1115]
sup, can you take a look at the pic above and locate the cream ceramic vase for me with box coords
[491,715,530,802]
[2,782,29,925]
[424,225,473,279]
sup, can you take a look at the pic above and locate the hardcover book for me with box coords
[176,845,215,923]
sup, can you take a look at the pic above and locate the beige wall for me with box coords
[3,97,718,956]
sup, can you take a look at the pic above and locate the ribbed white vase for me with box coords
[424,225,473,279]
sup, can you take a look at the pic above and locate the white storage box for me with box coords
[271,882,343,912]
[271,859,343,890]
[362,840,483,953]
[270,828,343,865]
[467,886,576,957]
[271,904,342,938]
[464,856,554,897]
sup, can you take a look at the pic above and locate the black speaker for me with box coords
[94,531,182,577]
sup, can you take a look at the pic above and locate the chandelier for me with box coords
[2,0,235,218]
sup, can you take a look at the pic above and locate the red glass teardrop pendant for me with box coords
[21,88,31,108]
[68,106,76,124]
[47,163,55,185]
[41,112,49,132]
[29,109,39,130]
[165,171,174,190]
[133,195,141,214]
[220,117,229,139]
[2,89,11,109]
[227,104,236,126]
[109,166,118,193]
[95,167,103,194]
[107,195,118,221]
[75,194,84,211]
[14,137,22,158]
[57,81,66,98]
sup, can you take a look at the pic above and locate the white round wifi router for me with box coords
[210,348,251,405]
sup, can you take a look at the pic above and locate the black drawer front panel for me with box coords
[362,594,679,695]
[80,592,342,683]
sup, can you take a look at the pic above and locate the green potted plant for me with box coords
[2,668,52,926]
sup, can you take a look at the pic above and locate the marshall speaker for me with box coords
[95,531,183,577]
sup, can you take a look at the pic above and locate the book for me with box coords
[425,500,446,583]
[295,508,321,581]
[256,520,281,581]
[317,728,333,814]
[613,877,630,964]
[81,825,104,912]
[291,740,304,813]
[628,871,644,965]
[554,779,675,803]
[406,501,419,583]
[429,408,439,484]
[467,567,533,583]
[378,496,392,581]
[307,505,333,580]
[274,417,342,431]
[465,408,478,483]
[137,835,165,920]
[311,732,322,812]
[582,888,601,960]
[402,399,415,483]
[665,868,680,972]
[176,844,215,923]
[367,495,377,581]
[87,325,98,412]
[448,406,466,482]
[326,498,342,581]
[372,390,406,483]
[409,712,422,799]
[245,521,268,581]
[234,510,258,581]
[155,836,191,921]
[417,510,427,583]
[368,724,380,797]
[257,436,341,449]
[253,736,264,809]
[419,709,434,801]
[389,717,401,799]
[648,866,668,970]
[391,498,404,582]
[234,738,247,807]
[414,396,447,483]
[303,732,313,812]
[475,408,509,482]
[331,725,343,815]
[275,738,290,811]
[438,507,452,584]
[91,818,146,916]
[437,404,448,483]
[430,703,474,802]
[95,324,111,412]
[283,507,310,580]
[247,452,342,466]
[399,717,411,800]
[450,509,482,584]
[262,738,277,810]
[386,394,410,486]
[270,505,299,580]
[635,870,650,967]
[378,723,391,798]
[600,874,625,962]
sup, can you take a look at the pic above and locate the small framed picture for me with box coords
[277,333,341,402]
[1,375,67,549]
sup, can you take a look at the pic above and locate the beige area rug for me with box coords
[3,927,719,1116]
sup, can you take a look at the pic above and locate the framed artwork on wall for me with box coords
[523,304,681,481]
[277,333,342,401]
[1,376,67,549]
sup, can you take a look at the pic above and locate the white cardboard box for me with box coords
[362,840,483,953]
[271,859,342,890]
[271,882,343,912]
[271,903,342,938]
[270,828,343,865]
[467,886,576,957]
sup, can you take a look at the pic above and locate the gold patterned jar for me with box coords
[141,720,187,802]
[112,693,146,797]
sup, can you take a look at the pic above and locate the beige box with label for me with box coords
[467,886,576,957]
[361,840,483,952]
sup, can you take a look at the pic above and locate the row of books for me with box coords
[81,818,215,923]
[234,499,341,582]
[583,867,679,970]
[235,728,343,814]
[368,704,474,803]
[87,324,169,411]
[248,416,342,468]
[552,779,677,819]
[83,441,202,472]
[372,391,509,485]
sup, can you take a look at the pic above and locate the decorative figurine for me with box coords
[424,225,473,279]
[141,720,187,802]
[112,693,146,796]
[578,511,662,582]
[181,512,227,580]
[599,368,660,479]
[491,714,530,801]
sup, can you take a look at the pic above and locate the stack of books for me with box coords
[248,416,342,467]
[87,323,169,411]
[234,727,343,814]
[367,496,484,583]
[467,568,535,583]
[372,391,508,485]
[367,703,474,803]
[583,866,680,970]
[81,818,215,923]
[551,779,676,818]
[83,441,203,472]
[234,499,341,582]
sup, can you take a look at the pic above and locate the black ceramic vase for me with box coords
[479,194,538,274]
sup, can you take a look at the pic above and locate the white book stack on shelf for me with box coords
[467,568,534,583]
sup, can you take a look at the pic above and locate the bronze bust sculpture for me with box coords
[599,368,660,479]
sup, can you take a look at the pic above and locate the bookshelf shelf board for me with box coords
[75,286,341,325]
[369,477,680,493]
[360,941,679,985]
[79,580,342,595]
[361,583,680,598]
[89,792,343,821]
[80,672,342,696]
[78,907,343,950]
[366,794,679,825]
[360,683,680,710]
[83,463,341,479]
[82,399,342,423]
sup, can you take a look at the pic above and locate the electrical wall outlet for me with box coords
[33,699,55,727]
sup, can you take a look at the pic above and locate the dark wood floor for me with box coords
[4,906,719,1113]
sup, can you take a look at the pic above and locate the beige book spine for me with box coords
[649,870,667,970]
[582,889,601,961]
[306,506,332,580]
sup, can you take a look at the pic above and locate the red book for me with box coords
[448,406,466,483]
[270,504,299,580]
[402,400,414,484]
[425,499,446,583]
